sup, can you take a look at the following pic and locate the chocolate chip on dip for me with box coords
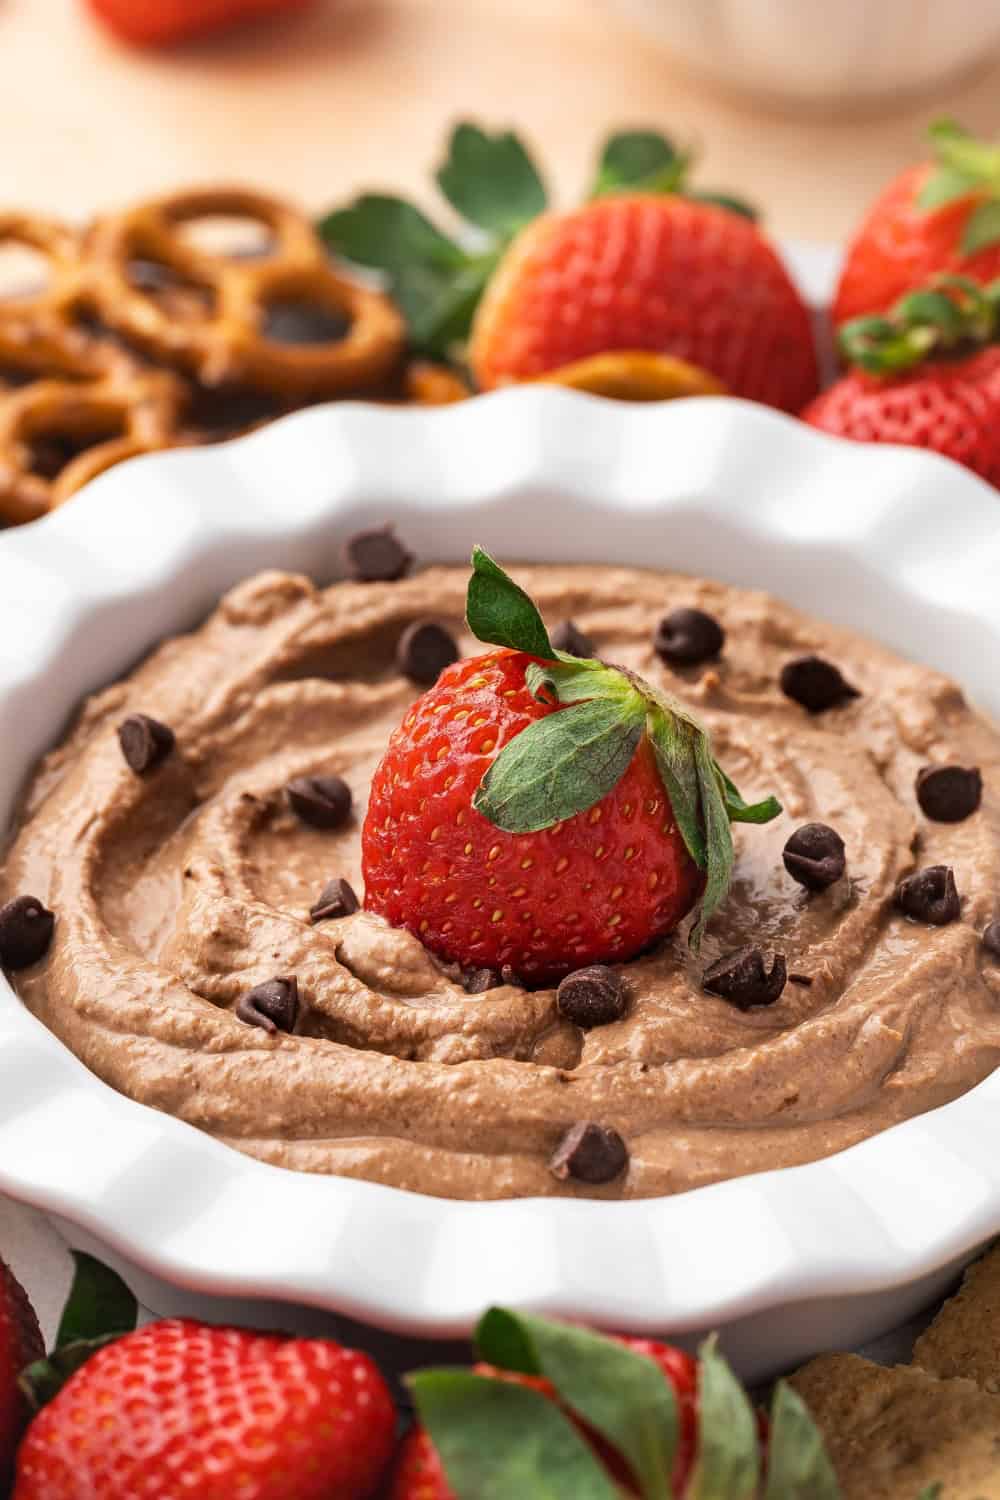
[654,607,725,667]
[344,525,412,583]
[550,620,595,658]
[780,656,860,714]
[783,823,847,891]
[286,775,352,830]
[895,866,961,926]
[236,976,299,1034]
[550,1122,629,1185]
[916,765,983,824]
[0,896,55,971]
[118,714,175,775]
[397,620,459,686]
[556,965,628,1028]
[984,922,1000,958]
[703,947,787,1009]
[309,878,360,924]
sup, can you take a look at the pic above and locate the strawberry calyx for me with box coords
[918,119,1000,255]
[18,1252,138,1412]
[408,1308,840,1500]
[319,123,756,361]
[839,273,1000,375]
[465,549,781,946]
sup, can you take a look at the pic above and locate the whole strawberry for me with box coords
[469,193,817,410]
[0,1256,43,1490]
[85,0,314,47]
[14,1274,395,1500]
[805,275,1000,488]
[363,549,779,984]
[322,124,818,412]
[834,120,1000,327]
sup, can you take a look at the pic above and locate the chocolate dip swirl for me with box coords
[3,564,1000,1199]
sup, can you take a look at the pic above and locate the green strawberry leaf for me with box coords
[591,129,685,197]
[716,766,783,824]
[526,658,629,706]
[19,1252,138,1413]
[917,163,983,212]
[437,122,548,238]
[691,738,736,949]
[409,1369,622,1500]
[685,190,758,222]
[318,193,466,275]
[686,1337,760,1500]
[398,260,497,358]
[474,694,646,832]
[476,1308,677,1500]
[764,1382,841,1500]
[914,1487,943,1500]
[648,706,706,869]
[57,1251,138,1348]
[927,118,1000,187]
[466,546,555,660]
[961,198,1000,256]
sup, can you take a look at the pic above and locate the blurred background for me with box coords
[5,0,1000,244]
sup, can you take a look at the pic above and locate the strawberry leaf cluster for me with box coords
[919,119,1000,255]
[411,1308,837,1499]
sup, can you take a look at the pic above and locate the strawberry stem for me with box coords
[839,275,1000,374]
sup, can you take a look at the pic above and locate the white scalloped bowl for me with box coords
[3,391,1000,1381]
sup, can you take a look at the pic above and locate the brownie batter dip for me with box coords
[3,561,999,1199]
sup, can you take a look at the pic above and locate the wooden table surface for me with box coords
[4,0,1000,252]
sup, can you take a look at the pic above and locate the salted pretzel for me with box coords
[88,189,406,399]
[0,214,128,385]
[0,372,184,526]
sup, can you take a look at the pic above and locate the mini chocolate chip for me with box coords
[118,714,175,774]
[556,965,628,1028]
[343,525,412,582]
[916,765,983,823]
[551,620,595,657]
[780,656,860,714]
[549,1122,628,1185]
[984,921,1000,958]
[783,823,847,891]
[397,620,459,686]
[286,775,352,830]
[236,976,299,1034]
[788,972,813,987]
[895,865,961,926]
[703,946,787,1009]
[654,607,725,667]
[309,878,360,923]
[463,967,499,994]
[0,896,55,970]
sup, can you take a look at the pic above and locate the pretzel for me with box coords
[88,189,406,399]
[533,350,726,401]
[0,214,124,384]
[0,372,183,526]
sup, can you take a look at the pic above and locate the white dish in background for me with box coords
[2,390,1000,1381]
[611,0,1000,111]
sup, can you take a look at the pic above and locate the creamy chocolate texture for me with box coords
[3,564,1000,1200]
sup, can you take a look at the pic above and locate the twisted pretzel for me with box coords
[0,373,184,526]
[89,189,406,399]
